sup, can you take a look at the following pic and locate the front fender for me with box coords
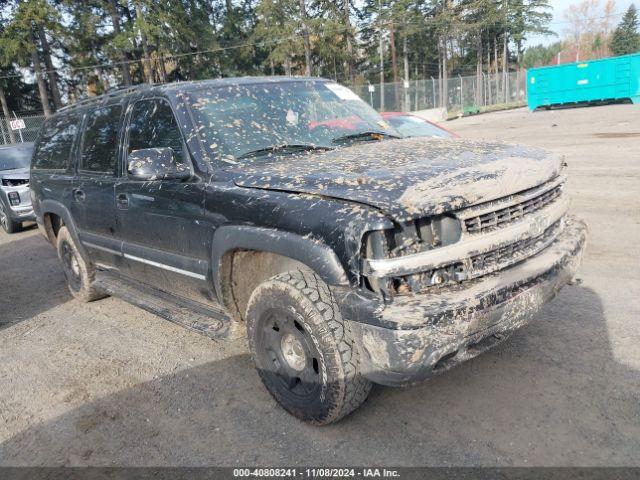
[211,225,349,303]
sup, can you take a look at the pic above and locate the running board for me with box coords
[94,271,241,340]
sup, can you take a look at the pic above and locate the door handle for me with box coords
[116,193,129,209]
[73,189,86,202]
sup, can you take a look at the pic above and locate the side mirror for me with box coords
[127,147,190,181]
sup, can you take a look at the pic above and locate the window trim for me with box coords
[121,96,194,180]
[77,102,125,177]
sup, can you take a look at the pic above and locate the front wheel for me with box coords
[246,269,371,425]
[0,203,21,234]
[56,226,107,302]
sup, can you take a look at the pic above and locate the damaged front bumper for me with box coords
[342,216,587,387]
[8,205,36,223]
[1,185,35,223]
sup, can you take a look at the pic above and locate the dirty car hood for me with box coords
[229,137,563,220]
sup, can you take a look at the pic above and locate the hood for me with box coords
[0,167,29,180]
[228,136,563,221]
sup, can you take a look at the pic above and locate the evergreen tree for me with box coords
[253,0,303,75]
[0,0,560,113]
[0,0,63,116]
[610,4,640,55]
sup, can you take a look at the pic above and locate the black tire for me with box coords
[56,226,107,303]
[0,203,21,234]
[246,269,371,425]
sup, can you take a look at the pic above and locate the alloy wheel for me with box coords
[0,204,7,231]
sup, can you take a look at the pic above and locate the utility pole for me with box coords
[389,21,399,109]
[403,36,410,111]
[344,0,355,84]
[442,38,448,109]
[431,76,436,109]
[0,86,16,143]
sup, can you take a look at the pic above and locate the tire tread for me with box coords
[56,226,107,303]
[269,268,372,424]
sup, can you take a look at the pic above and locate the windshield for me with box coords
[385,115,453,139]
[0,143,34,171]
[187,81,399,162]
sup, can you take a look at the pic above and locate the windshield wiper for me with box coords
[237,144,333,160]
[331,131,401,145]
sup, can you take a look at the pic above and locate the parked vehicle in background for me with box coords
[31,78,586,424]
[381,112,458,139]
[0,142,35,233]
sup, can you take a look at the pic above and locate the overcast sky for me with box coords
[525,0,635,46]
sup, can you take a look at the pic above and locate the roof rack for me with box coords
[58,84,148,113]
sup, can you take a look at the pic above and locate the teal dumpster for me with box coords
[527,52,640,110]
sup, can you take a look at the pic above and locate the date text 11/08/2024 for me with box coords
[232,468,400,477]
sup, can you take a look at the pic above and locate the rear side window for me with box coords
[127,99,184,161]
[32,114,80,170]
[80,104,123,173]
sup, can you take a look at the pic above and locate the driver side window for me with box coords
[127,98,186,169]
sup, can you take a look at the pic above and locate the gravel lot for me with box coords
[1,104,638,466]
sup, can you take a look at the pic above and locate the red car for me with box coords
[380,112,458,139]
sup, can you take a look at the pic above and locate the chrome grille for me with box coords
[401,220,564,293]
[468,220,562,276]
[463,184,563,234]
[364,177,569,297]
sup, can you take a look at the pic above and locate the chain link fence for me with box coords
[1,70,527,145]
[351,70,527,114]
[1,114,46,145]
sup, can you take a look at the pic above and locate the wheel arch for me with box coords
[211,226,350,321]
[39,200,87,258]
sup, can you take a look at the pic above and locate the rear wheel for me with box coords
[56,226,106,302]
[0,203,21,234]
[246,269,371,425]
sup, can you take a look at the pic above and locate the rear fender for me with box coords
[39,200,88,259]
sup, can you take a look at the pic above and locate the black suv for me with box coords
[31,78,587,424]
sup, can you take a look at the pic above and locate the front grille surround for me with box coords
[390,219,564,294]
[1,178,29,187]
[460,181,564,235]
[363,177,569,297]
[465,219,564,280]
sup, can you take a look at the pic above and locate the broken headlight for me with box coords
[363,214,462,296]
